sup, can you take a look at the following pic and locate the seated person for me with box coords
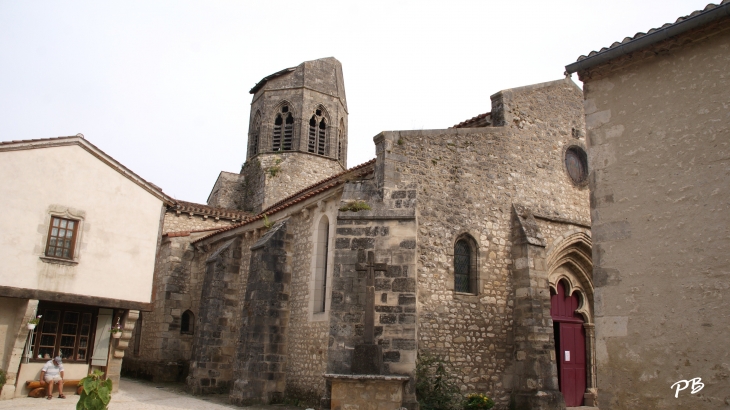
[39,356,65,400]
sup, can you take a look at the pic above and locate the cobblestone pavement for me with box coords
[0,378,307,410]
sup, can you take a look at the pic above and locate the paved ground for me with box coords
[0,378,307,410]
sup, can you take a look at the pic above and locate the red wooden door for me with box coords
[559,322,586,406]
[551,281,586,407]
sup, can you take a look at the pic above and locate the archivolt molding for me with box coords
[310,103,331,124]
[547,232,594,323]
[272,99,297,118]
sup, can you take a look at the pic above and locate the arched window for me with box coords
[313,216,329,313]
[249,111,261,157]
[454,235,478,294]
[181,310,194,335]
[272,105,294,151]
[338,118,344,161]
[308,107,327,155]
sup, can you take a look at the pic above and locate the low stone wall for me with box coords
[327,374,409,410]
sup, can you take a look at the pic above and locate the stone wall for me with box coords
[207,172,246,209]
[325,163,419,409]
[230,221,291,405]
[376,78,590,407]
[162,211,239,234]
[241,152,345,214]
[578,18,730,409]
[187,236,244,394]
[283,202,338,405]
[123,233,198,382]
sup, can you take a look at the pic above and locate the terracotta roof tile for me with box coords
[574,2,729,63]
[191,159,376,244]
[172,200,254,221]
[451,112,491,129]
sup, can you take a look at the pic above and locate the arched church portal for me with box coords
[547,233,596,407]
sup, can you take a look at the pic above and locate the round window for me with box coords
[565,146,588,185]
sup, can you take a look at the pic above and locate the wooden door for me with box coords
[559,322,586,406]
[551,281,586,407]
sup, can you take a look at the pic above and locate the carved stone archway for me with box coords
[546,232,596,407]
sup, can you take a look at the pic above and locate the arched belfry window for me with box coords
[308,107,327,156]
[313,215,330,313]
[273,105,294,151]
[454,235,478,294]
[249,111,261,157]
[181,310,194,335]
[338,118,344,161]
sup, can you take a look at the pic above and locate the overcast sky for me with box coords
[0,0,712,203]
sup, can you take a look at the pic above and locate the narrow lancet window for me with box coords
[273,114,283,151]
[308,106,327,155]
[272,105,293,151]
[314,216,330,313]
[454,235,477,294]
[283,113,293,150]
[338,119,344,161]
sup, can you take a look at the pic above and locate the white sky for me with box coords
[0,0,712,204]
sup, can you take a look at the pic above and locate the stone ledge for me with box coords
[324,373,410,382]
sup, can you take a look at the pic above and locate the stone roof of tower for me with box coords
[566,1,730,73]
[249,67,296,94]
[191,158,376,244]
[248,57,348,112]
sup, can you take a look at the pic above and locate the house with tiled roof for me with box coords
[0,135,175,399]
[565,2,730,408]
[123,57,594,410]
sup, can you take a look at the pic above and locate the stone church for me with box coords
[123,57,595,409]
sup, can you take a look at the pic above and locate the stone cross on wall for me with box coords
[352,251,388,374]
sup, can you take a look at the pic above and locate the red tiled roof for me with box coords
[451,112,491,129]
[572,2,730,64]
[262,158,376,213]
[191,159,376,244]
[172,200,254,221]
[163,227,226,238]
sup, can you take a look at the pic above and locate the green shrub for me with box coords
[263,214,274,229]
[268,166,281,177]
[463,393,494,410]
[415,353,462,410]
[338,200,371,212]
[76,370,112,410]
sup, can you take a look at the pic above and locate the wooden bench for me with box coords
[26,379,83,398]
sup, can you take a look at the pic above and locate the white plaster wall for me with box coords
[0,145,163,303]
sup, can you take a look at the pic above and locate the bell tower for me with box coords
[239,57,349,213]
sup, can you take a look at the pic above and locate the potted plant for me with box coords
[109,318,122,339]
[463,393,494,410]
[27,315,42,330]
